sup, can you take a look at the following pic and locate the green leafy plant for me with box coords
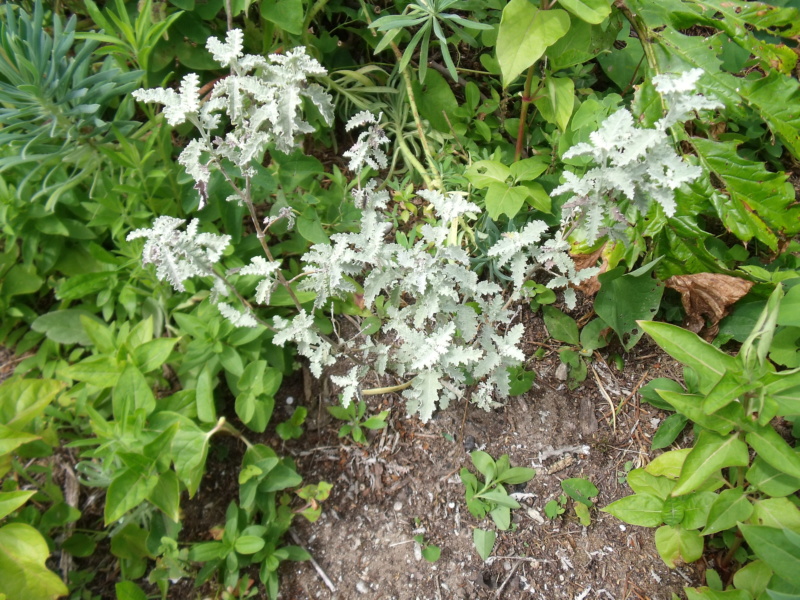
[276,406,308,441]
[370,0,492,83]
[561,477,598,526]
[460,450,535,558]
[0,0,141,204]
[412,519,441,563]
[603,284,800,597]
[327,400,389,445]
[544,494,567,519]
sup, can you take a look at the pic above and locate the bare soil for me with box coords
[266,311,705,600]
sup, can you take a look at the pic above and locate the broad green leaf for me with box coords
[473,528,496,561]
[168,416,215,496]
[104,468,159,524]
[702,373,751,415]
[148,470,181,523]
[188,541,225,562]
[260,463,302,492]
[639,377,685,411]
[61,355,122,389]
[752,498,800,534]
[465,161,511,188]
[701,488,754,535]
[495,466,536,486]
[746,456,800,498]
[132,338,177,373]
[0,523,68,600]
[557,0,611,24]
[0,424,39,456]
[627,469,675,499]
[681,492,717,530]
[80,316,115,354]
[778,286,800,328]
[595,260,664,351]
[0,490,36,520]
[534,76,575,132]
[639,321,738,389]
[56,271,116,301]
[654,525,704,568]
[195,365,217,424]
[740,524,800,587]
[673,431,749,496]
[470,451,497,483]
[0,264,43,298]
[547,13,621,72]
[510,157,549,182]
[601,493,664,527]
[684,588,750,600]
[746,425,800,480]
[651,413,689,450]
[732,560,773,600]
[543,305,580,345]
[496,2,570,86]
[115,581,148,600]
[422,544,441,562]
[480,488,520,509]
[661,496,686,527]
[234,536,266,554]
[112,364,155,422]
[561,478,598,507]
[259,0,303,35]
[484,183,529,220]
[490,505,512,530]
[646,448,692,479]
[657,390,739,435]
[0,378,64,429]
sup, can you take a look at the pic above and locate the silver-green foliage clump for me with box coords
[127,30,715,421]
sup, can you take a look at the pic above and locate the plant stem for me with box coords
[304,0,329,31]
[214,417,254,449]
[614,0,660,79]
[394,125,435,189]
[362,378,414,395]
[515,66,541,162]
[359,1,441,189]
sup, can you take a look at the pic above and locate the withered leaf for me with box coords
[666,273,754,339]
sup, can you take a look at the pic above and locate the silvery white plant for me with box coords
[126,29,713,421]
[553,68,722,243]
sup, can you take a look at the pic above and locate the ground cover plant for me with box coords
[0,0,799,598]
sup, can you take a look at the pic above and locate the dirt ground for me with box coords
[266,312,705,600]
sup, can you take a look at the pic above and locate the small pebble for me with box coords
[286,396,294,405]
[356,581,369,594]
[393,501,403,511]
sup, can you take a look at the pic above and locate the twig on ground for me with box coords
[495,561,522,598]
[591,364,616,431]
[614,370,650,416]
[289,529,336,593]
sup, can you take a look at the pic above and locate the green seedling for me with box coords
[561,478,598,526]
[460,451,535,559]
[544,494,567,519]
[327,400,389,445]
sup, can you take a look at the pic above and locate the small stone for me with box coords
[555,362,569,381]
[356,581,369,594]
[286,395,294,405]
[393,501,403,511]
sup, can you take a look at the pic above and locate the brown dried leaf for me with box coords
[666,273,754,339]
[571,244,608,297]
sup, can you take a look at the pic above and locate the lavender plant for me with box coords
[127,29,716,422]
